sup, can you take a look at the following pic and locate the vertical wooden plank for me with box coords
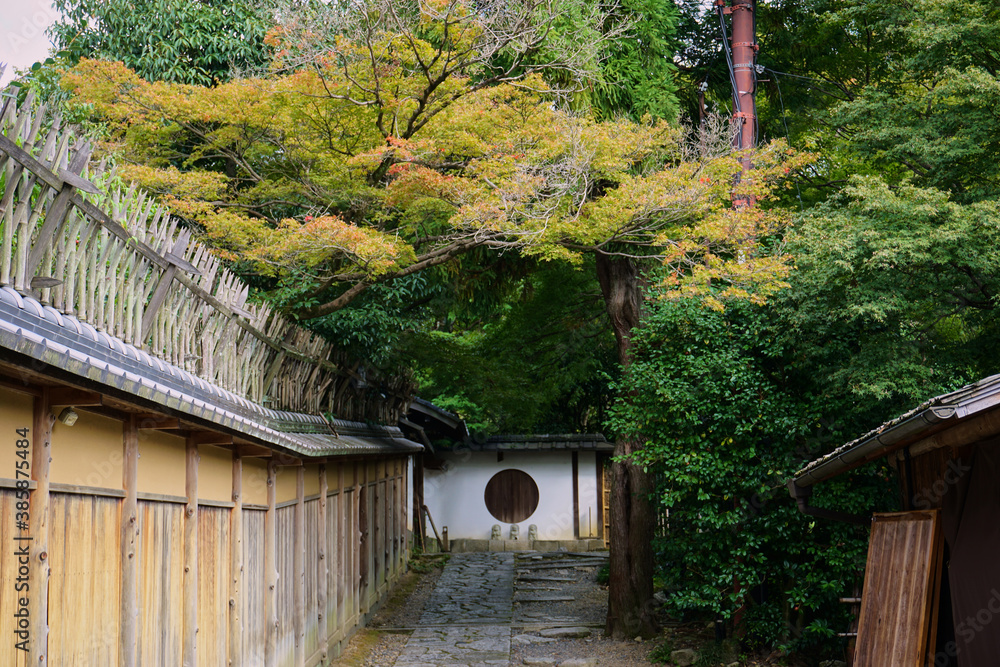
[294,467,305,667]
[196,508,230,667]
[264,462,278,667]
[47,494,121,663]
[358,463,369,616]
[413,455,425,551]
[317,465,329,663]
[854,511,942,666]
[349,464,357,627]
[388,462,396,578]
[136,501,184,664]
[29,388,53,666]
[596,454,605,541]
[120,416,139,667]
[183,442,199,667]
[335,467,345,641]
[230,452,243,667]
[572,451,580,539]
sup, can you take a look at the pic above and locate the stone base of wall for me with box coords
[446,538,607,553]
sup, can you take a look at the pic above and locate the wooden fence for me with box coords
[0,90,413,421]
[0,385,411,666]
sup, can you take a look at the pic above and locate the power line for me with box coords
[772,71,805,209]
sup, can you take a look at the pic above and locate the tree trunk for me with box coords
[595,252,658,639]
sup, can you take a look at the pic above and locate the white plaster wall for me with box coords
[576,451,600,539]
[423,450,601,541]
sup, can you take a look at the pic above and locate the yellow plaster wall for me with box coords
[244,458,269,506]
[304,464,321,496]
[198,444,233,503]
[0,386,33,482]
[137,430,186,497]
[275,466,298,502]
[51,410,123,489]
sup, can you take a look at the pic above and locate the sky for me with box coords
[1,0,60,87]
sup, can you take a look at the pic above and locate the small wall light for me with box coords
[57,407,79,426]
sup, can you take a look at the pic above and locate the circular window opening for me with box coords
[484,469,539,523]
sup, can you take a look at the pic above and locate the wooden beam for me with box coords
[294,466,306,667]
[24,142,92,280]
[140,232,191,341]
[264,461,278,667]
[229,451,244,667]
[136,416,181,430]
[120,415,139,667]
[183,441,199,667]
[28,387,54,666]
[48,386,103,407]
[189,431,233,447]
[273,452,303,467]
[317,465,329,664]
[0,376,41,396]
[235,444,272,458]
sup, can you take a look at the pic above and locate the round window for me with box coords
[484,469,539,523]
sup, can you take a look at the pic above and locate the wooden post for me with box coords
[120,415,139,667]
[317,465,329,663]
[294,466,305,667]
[359,463,369,614]
[28,388,54,666]
[413,455,425,551]
[374,462,382,590]
[572,451,580,539]
[336,466,345,639]
[389,461,396,577]
[183,441,199,667]
[264,461,278,667]
[229,451,243,667]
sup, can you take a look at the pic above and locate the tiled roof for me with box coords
[0,287,421,458]
[460,434,612,452]
[791,373,1000,487]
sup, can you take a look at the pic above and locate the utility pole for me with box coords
[715,0,758,207]
[714,0,759,639]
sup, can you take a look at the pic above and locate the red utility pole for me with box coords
[716,0,758,207]
[714,0,759,639]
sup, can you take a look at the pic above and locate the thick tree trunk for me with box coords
[595,252,658,640]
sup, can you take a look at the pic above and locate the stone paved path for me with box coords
[393,553,515,666]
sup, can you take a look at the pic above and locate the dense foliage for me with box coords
[19,0,1000,654]
[48,0,274,85]
[627,0,1000,655]
[608,293,899,655]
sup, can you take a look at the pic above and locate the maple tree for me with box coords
[62,0,807,638]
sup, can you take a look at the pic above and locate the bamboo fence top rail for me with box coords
[0,90,414,426]
[0,285,421,457]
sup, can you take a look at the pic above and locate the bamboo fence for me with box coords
[0,91,413,422]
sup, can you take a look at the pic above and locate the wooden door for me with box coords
[854,510,943,667]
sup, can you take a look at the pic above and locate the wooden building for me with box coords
[789,375,1000,666]
[0,93,420,666]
